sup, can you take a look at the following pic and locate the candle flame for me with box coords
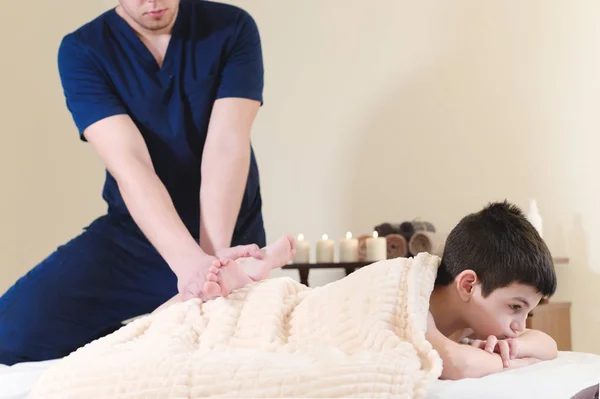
[298,233,304,241]
[322,234,328,240]
[373,231,379,238]
[346,231,352,239]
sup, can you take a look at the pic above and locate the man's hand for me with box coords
[176,253,223,301]
[214,244,263,261]
[176,244,263,301]
[84,115,219,290]
[462,336,519,368]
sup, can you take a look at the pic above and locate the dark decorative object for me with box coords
[375,220,436,242]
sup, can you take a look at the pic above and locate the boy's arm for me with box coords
[460,328,558,363]
[427,313,540,380]
[515,328,558,361]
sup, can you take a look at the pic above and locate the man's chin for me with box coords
[142,21,172,31]
[139,14,175,31]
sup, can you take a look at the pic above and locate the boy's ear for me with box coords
[455,270,478,301]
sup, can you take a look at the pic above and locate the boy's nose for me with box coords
[510,318,526,334]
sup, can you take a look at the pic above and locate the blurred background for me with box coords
[1,0,599,353]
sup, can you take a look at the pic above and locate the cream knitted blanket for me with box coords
[29,253,443,398]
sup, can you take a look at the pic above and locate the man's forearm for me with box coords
[116,158,205,276]
[199,139,250,255]
[516,329,558,360]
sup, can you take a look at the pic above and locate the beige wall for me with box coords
[1,1,599,353]
[0,1,114,285]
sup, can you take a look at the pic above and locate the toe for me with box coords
[286,234,296,250]
[206,272,218,282]
[209,265,220,274]
[203,281,221,297]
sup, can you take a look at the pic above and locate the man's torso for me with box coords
[63,0,263,241]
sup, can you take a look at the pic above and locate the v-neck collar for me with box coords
[108,1,188,73]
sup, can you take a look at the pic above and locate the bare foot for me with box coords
[238,234,297,282]
[203,263,222,298]
[202,259,254,298]
[201,235,297,299]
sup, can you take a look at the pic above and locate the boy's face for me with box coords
[458,275,543,339]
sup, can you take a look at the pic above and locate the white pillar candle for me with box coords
[316,234,335,263]
[293,234,311,264]
[366,231,387,261]
[339,231,359,262]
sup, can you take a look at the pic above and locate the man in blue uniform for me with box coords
[0,0,266,365]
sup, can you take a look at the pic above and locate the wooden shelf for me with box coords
[283,257,569,286]
[526,302,572,351]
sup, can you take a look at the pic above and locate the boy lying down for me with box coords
[155,200,558,381]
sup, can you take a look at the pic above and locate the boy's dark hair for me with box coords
[435,200,557,298]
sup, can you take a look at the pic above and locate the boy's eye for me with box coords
[509,304,522,311]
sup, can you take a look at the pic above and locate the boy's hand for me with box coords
[462,336,519,368]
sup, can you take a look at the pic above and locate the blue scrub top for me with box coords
[57,0,265,245]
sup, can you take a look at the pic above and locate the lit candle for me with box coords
[366,230,387,261]
[339,231,359,262]
[316,234,335,263]
[293,234,311,264]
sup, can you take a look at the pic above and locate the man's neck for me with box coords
[429,285,468,337]
[115,5,177,37]
[115,5,176,68]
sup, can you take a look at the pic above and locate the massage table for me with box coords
[1,351,598,399]
[6,258,599,398]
